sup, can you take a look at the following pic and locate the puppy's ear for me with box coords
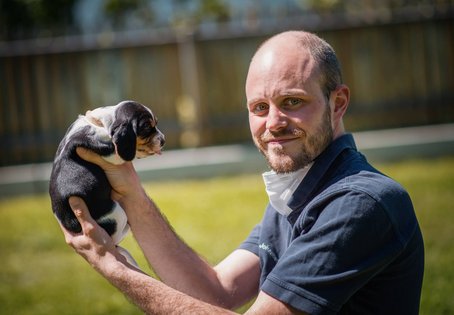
[112,122,136,161]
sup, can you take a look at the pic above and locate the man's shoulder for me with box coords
[312,169,417,245]
[338,169,407,199]
[321,140,409,204]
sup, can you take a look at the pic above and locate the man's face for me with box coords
[246,46,334,173]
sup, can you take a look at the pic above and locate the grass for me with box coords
[0,156,453,314]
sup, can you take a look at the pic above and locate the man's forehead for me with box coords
[259,49,275,70]
[248,47,317,86]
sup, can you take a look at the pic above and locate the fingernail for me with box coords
[68,197,81,209]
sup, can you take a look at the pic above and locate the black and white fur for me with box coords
[49,100,165,248]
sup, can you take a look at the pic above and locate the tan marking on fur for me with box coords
[85,110,104,127]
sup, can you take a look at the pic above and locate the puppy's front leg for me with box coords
[90,129,125,165]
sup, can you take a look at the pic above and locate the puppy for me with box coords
[49,100,165,261]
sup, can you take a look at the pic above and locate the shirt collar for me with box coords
[286,133,358,223]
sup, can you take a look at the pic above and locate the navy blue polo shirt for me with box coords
[240,134,424,314]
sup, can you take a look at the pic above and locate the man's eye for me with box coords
[283,98,303,108]
[252,103,269,115]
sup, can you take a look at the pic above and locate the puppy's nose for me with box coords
[160,138,165,147]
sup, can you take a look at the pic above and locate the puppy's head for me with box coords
[110,101,165,161]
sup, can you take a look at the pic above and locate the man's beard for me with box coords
[255,107,333,174]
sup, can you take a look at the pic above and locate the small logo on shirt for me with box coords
[259,242,278,262]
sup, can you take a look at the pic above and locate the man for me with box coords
[59,30,424,314]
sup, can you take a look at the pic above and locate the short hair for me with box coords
[262,31,343,101]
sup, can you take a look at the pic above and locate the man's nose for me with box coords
[266,106,287,131]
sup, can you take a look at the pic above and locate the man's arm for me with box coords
[74,147,259,308]
[117,187,261,308]
[60,196,233,314]
[63,197,305,314]
[65,148,306,314]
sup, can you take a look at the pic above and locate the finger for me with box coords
[68,196,97,235]
[68,196,88,219]
[57,219,76,243]
[76,147,109,168]
[55,209,83,247]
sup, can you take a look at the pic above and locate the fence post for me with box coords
[176,30,205,148]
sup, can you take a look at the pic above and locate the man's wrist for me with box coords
[117,185,148,209]
[91,250,123,275]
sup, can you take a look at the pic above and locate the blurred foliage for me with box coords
[197,0,230,22]
[0,0,452,41]
[103,0,154,31]
[170,0,230,30]
[0,0,77,40]
[304,0,342,11]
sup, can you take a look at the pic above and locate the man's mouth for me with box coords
[261,128,305,144]
[265,137,298,145]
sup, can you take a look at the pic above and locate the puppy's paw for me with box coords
[116,245,140,269]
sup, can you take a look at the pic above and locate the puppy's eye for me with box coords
[137,119,157,138]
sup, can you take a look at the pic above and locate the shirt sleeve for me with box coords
[238,223,261,256]
[261,189,406,314]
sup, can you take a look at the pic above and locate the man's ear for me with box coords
[112,122,136,161]
[329,84,349,131]
[331,84,350,120]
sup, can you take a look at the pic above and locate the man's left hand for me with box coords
[58,196,127,273]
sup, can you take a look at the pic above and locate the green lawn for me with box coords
[0,156,453,314]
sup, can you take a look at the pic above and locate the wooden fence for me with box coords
[1,16,453,166]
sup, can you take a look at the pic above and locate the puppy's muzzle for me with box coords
[136,132,165,158]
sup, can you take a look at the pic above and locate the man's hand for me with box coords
[76,147,144,203]
[59,196,127,273]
